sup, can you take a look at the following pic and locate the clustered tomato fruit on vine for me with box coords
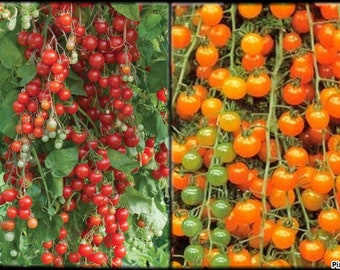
[172,3,340,268]
[0,2,169,267]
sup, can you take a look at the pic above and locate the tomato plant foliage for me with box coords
[0,2,169,267]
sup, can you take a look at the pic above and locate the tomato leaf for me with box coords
[146,60,168,91]
[45,147,78,178]
[37,214,63,243]
[137,13,162,40]
[0,63,11,83]
[51,177,63,199]
[16,62,37,86]
[27,184,42,204]
[136,39,154,68]
[65,69,86,96]
[0,20,8,40]
[107,149,139,173]
[0,36,23,69]
[0,88,19,138]
[149,198,168,232]
[120,186,152,214]
[134,173,158,196]
[142,109,168,143]
[111,3,140,21]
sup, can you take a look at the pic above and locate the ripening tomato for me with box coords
[281,82,307,106]
[172,140,188,164]
[261,34,274,55]
[233,132,261,158]
[176,92,201,117]
[324,93,340,118]
[278,111,305,137]
[227,162,249,185]
[208,68,230,90]
[271,166,298,191]
[199,4,223,26]
[290,61,314,84]
[221,76,247,100]
[249,219,276,249]
[201,97,223,119]
[284,146,309,167]
[269,3,296,19]
[310,170,334,195]
[327,134,340,151]
[172,170,191,190]
[218,111,241,132]
[301,188,326,211]
[318,207,340,233]
[232,199,262,225]
[269,187,295,209]
[240,32,264,55]
[227,246,251,267]
[305,103,330,129]
[319,4,339,20]
[208,24,231,47]
[214,142,236,163]
[324,245,340,267]
[237,3,262,19]
[246,72,271,97]
[292,10,311,34]
[283,32,302,51]
[197,126,217,146]
[195,43,219,67]
[299,238,325,262]
[172,25,192,49]
[241,53,265,71]
[271,224,297,250]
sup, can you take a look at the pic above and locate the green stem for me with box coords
[295,187,311,233]
[31,145,51,209]
[172,6,201,113]
[260,25,285,264]
[77,106,100,136]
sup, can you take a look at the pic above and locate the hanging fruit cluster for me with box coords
[0,2,169,267]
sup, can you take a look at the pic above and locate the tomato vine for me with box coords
[0,2,169,267]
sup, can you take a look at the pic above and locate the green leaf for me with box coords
[51,177,63,198]
[17,62,37,86]
[135,173,158,197]
[146,60,168,91]
[0,63,11,83]
[111,3,140,21]
[38,214,63,243]
[0,89,19,138]
[45,147,78,178]
[138,13,162,40]
[142,109,168,144]
[136,39,154,68]
[65,69,86,96]
[0,21,8,40]
[120,186,152,214]
[149,198,168,233]
[107,149,139,173]
[0,36,23,69]
[27,184,42,202]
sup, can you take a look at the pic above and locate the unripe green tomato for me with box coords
[181,186,204,206]
[181,216,203,237]
[181,149,203,171]
[207,165,228,186]
[210,253,230,267]
[184,244,204,266]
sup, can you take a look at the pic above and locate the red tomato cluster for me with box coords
[0,2,169,268]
